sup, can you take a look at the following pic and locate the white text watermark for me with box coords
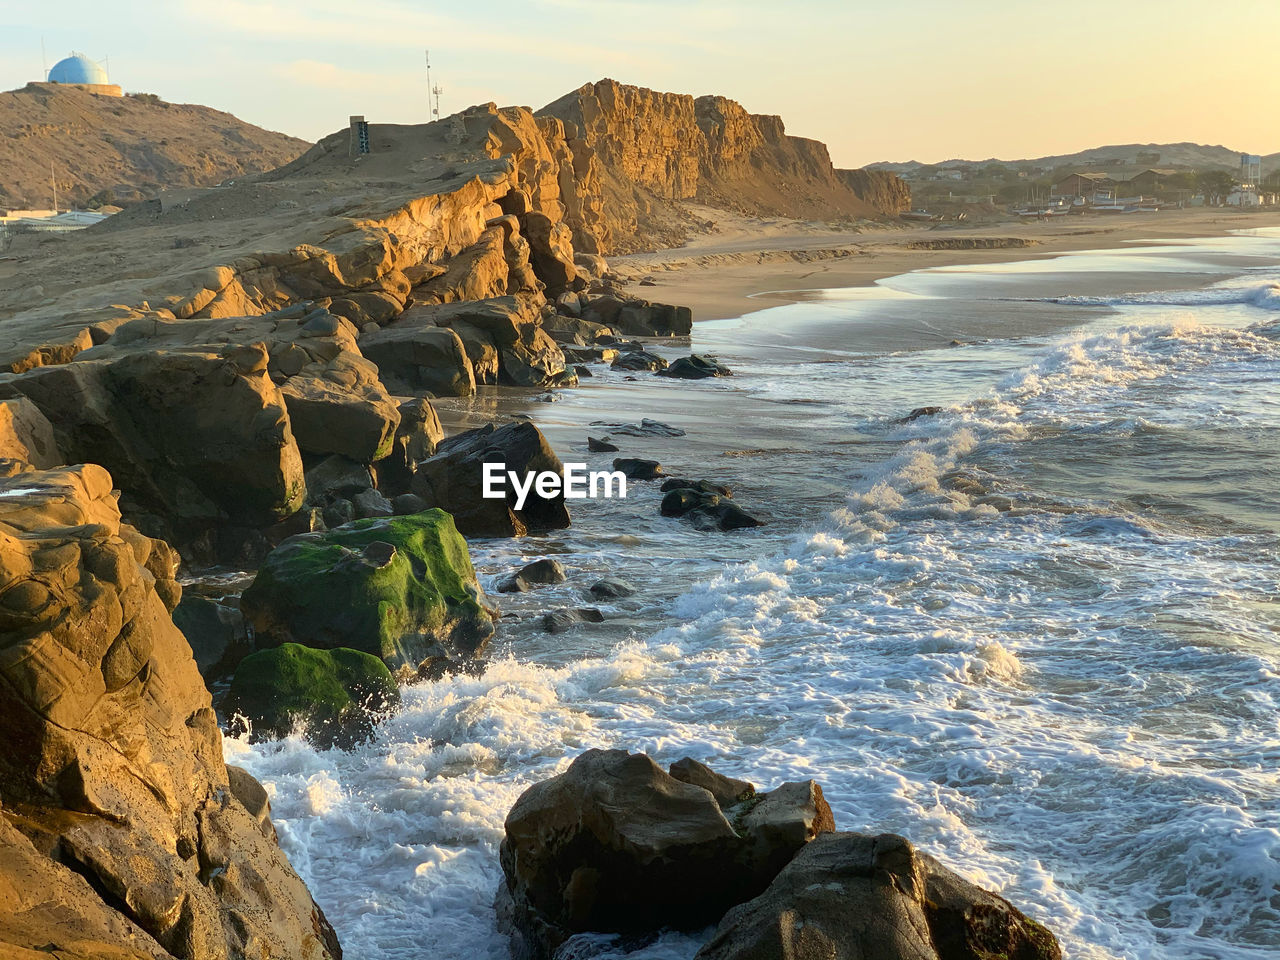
[482,463,627,510]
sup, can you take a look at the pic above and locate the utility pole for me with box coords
[424,50,434,120]
[50,163,57,213]
[432,83,442,119]
[41,37,48,81]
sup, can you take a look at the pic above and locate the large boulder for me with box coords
[360,322,477,397]
[0,465,340,960]
[696,832,1061,960]
[499,750,833,959]
[278,352,400,462]
[402,296,569,389]
[240,510,495,668]
[410,421,571,537]
[0,347,306,560]
[225,642,399,747]
[582,295,692,336]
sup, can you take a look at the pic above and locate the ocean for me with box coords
[225,227,1280,960]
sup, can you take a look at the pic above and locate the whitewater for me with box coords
[226,229,1280,960]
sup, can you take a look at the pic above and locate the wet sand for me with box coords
[613,206,1280,322]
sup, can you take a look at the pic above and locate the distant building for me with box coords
[43,53,122,97]
[1126,169,1181,194]
[1051,171,1114,197]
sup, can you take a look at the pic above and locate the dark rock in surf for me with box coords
[588,436,619,452]
[498,557,567,593]
[611,348,669,372]
[695,832,1062,960]
[589,577,636,599]
[613,457,665,480]
[659,355,732,379]
[897,405,943,423]
[661,477,732,498]
[498,749,833,959]
[541,607,605,633]
[590,418,685,438]
[661,483,763,532]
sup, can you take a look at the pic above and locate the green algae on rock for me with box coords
[240,509,495,668]
[226,643,400,746]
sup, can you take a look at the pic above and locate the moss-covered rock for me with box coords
[240,509,494,668]
[225,643,399,746]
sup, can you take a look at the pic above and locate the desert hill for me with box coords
[871,142,1280,176]
[539,80,909,253]
[0,82,310,210]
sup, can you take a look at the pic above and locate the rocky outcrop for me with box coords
[0,464,340,959]
[539,79,905,252]
[837,167,912,215]
[499,750,833,959]
[239,510,495,670]
[696,832,1061,960]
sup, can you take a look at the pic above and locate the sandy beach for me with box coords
[613,205,1280,322]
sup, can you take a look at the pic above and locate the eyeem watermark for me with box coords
[482,463,627,510]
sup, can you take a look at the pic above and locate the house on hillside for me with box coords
[1051,171,1114,198]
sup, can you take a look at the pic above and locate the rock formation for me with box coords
[696,832,1061,960]
[499,750,834,958]
[539,79,909,252]
[499,751,1062,960]
[0,464,340,959]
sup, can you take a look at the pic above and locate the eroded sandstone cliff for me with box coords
[539,79,908,252]
[0,463,341,959]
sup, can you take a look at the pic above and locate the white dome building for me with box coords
[45,53,121,96]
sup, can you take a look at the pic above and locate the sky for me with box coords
[4,0,1280,167]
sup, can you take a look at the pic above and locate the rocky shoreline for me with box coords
[0,83,1062,959]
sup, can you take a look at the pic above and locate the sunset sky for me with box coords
[4,0,1279,166]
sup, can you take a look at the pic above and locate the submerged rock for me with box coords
[696,832,1061,960]
[240,510,494,669]
[589,418,686,437]
[225,642,399,747]
[540,607,605,633]
[897,405,944,423]
[587,435,619,452]
[499,749,833,959]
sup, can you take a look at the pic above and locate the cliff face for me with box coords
[0,83,309,210]
[837,168,911,215]
[0,463,341,959]
[539,79,907,252]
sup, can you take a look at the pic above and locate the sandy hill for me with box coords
[872,142,1280,176]
[539,79,908,252]
[0,82,309,211]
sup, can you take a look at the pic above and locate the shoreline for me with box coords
[612,206,1280,322]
